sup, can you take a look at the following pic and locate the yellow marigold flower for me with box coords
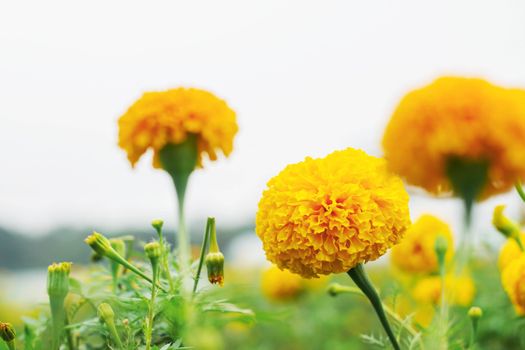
[413,275,475,307]
[391,214,454,274]
[501,255,525,315]
[118,88,238,167]
[256,148,410,278]
[499,233,525,272]
[261,265,304,301]
[383,76,525,198]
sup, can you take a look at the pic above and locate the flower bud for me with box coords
[85,232,116,258]
[47,262,71,298]
[468,306,483,319]
[493,205,521,239]
[145,241,162,265]
[151,219,164,236]
[98,303,115,322]
[327,283,346,297]
[205,252,224,286]
[0,322,16,343]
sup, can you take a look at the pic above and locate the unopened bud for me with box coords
[205,252,224,286]
[144,241,162,263]
[468,306,483,319]
[151,219,164,236]
[85,232,116,258]
[0,322,16,343]
[493,205,521,239]
[327,283,346,297]
[47,262,71,298]
[98,303,115,322]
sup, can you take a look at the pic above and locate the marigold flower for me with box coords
[256,148,410,278]
[261,265,304,301]
[118,87,238,168]
[501,254,525,315]
[498,233,525,272]
[412,275,475,307]
[391,215,454,274]
[383,77,525,199]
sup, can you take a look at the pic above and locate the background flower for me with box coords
[391,214,454,274]
[383,76,525,198]
[501,254,525,315]
[118,88,238,168]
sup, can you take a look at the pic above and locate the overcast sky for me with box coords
[1,1,525,237]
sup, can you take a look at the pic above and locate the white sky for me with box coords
[1,1,525,237]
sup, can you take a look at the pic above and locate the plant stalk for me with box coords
[347,264,400,350]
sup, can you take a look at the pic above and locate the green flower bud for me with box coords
[205,252,224,286]
[47,262,71,298]
[85,232,116,258]
[0,322,16,342]
[151,219,164,235]
[98,303,115,322]
[145,241,162,262]
[468,306,483,319]
[327,283,346,297]
[493,205,521,238]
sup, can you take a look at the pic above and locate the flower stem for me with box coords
[193,217,213,294]
[145,264,159,350]
[175,177,190,276]
[347,264,400,350]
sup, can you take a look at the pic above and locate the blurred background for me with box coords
[1,0,525,339]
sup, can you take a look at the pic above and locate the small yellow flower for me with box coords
[499,233,525,272]
[413,275,475,307]
[391,215,454,274]
[261,265,304,301]
[118,88,237,168]
[383,76,525,198]
[501,254,525,315]
[256,148,410,278]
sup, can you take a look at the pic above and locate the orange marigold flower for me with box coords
[383,77,525,198]
[261,265,305,301]
[499,234,525,272]
[413,275,475,307]
[391,214,454,274]
[118,88,238,167]
[501,254,525,315]
[256,148,410,278]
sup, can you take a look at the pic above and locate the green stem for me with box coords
[193,218,213,294]
[516,182,525,203]
[158,233,175,292]
[112,255,166,293]
[175,177,190,276]
[145,264,159,350]
[65,314,76,350]
[107,320,123,350]
[49,298,66,350]
[6,341,15,350]
[347,264,400,350]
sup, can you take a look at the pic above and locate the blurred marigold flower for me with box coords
[261,265,304,301]
[118,88,237,168]
[501,254,525,315]
[391,215,454,274]
[412,274,475,307]
[383,76,525,199]
[499,234,525,271]
[256,148,410,278]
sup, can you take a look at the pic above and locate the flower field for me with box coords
[2,3,525,349]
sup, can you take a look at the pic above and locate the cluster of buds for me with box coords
[0,322,16,350]
[85,232,166,292]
